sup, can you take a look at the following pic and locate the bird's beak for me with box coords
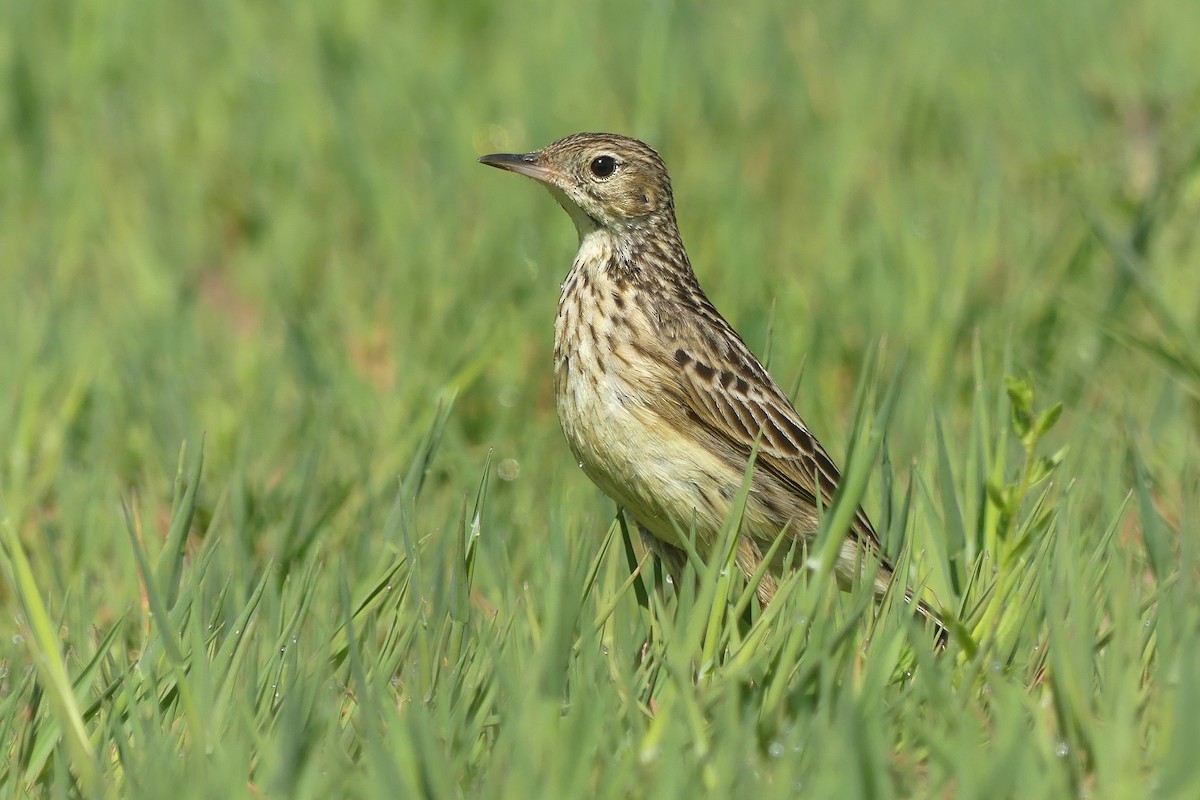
[477,151,558,185]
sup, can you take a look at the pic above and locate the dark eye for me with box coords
[589,155,617,178]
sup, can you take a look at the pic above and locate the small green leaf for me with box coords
[1005,376,1033,414]
[1029,450,1065,487]
[1049,445,1069,469]
[1034,401,1064,440]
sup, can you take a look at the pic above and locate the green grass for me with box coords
[2,0,1199,796]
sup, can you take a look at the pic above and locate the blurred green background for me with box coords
[2,0,1199,796]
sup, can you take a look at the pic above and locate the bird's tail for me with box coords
[872,559,950,647]
[910,594,950,648]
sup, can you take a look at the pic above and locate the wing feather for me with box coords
[665,336,880,549]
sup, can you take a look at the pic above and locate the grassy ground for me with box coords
[2,0,1199,796]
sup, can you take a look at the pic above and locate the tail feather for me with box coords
[911,594,950,648]
[637,515,951,647]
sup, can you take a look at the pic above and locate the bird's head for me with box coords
[479,133,675,239]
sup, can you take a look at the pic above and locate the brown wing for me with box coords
[662,331,881,550]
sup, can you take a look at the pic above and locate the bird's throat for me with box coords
[570,228,617,281]
[545,186,602,240]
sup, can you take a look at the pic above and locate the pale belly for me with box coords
[554,347,732,549]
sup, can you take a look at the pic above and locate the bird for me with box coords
[479,132,946,643]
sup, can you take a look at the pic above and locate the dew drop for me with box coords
[1055,741,1069,758]
[768,742,784,759]
[498,458,520,481]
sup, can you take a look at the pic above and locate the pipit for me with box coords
[480,132,945,641]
